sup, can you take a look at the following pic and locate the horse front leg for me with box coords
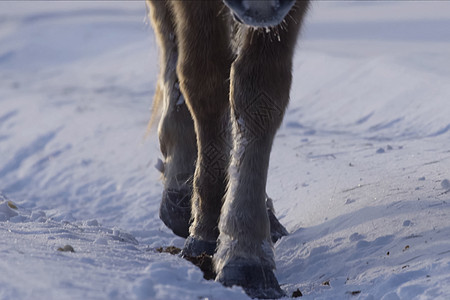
[215,3,309,299]
[169,1,233,255]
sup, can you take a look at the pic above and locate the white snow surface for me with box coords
[1,1,450,299]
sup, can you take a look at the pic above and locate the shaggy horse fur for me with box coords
[147,0,309,298]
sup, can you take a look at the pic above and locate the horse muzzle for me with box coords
[223,0,296,27]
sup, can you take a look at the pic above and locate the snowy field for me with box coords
[1,1,450,299]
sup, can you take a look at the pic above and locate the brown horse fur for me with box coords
[147,1,309,298]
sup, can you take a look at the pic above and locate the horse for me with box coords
[147,1,309,298]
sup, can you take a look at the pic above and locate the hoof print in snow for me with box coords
[376,148,385,154]
[441,179,450,189]
[57,245,75,253]
[292,288,303,298]
[402,220,412,227]
[349,232,365,242]
[345,198,356,205]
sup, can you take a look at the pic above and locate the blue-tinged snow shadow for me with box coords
[276,199,450,297]
[0,128,62,180]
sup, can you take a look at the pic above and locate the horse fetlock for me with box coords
[189,193,222,241]
[214,230,275,269]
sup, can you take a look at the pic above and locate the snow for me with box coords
[1,1,449,299]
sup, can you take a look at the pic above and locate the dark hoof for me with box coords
[181,236,217,257]
[268,208,289,243]
[216,261,285,299]
[266,195,289,243]
[159,188,191,238]
[159,188,287,243]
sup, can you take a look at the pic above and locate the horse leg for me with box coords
[147,0,286,244]
[169,1,233,255]
[147,0,197,238]
[215,3,309,298]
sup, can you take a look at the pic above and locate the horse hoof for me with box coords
[268,208,289,243]
[216,261,285,299]
[159,188,191,238]
[181,236,217,257]
[159,189,287,243]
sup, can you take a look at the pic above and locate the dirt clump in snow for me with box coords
[155,246,181,255]
[347,290,361,296]
[183,253,215,280]
[155,246,215,280]
[292,288,303,297]
[57,245,75,252]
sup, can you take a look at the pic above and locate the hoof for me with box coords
[216,261,285,299]
[159,188,191,238]
[159,189,288,243]
[181,236,217,257]
[266,195,289,243]
[268,208,289,243]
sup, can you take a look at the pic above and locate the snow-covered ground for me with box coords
[1,1,449,299]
